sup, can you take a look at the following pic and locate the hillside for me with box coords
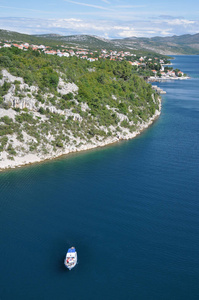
[0,29,76,48]
[36,32,199,55]
[0,46,161,170]
[2,29,199,54]
[0,30,122,51]
[113,34,199,55]
[34,34,118,50]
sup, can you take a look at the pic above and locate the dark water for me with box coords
[0,56,199,300]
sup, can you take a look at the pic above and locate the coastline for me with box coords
[148,76,190,82]
[0,101,161,171]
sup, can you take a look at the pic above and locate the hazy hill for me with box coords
[113,34,199,55]
[34,34,120,50]
[0,29,75,48]
[1,29,199,54]
[35,32,199,54]
[0,30,123,50]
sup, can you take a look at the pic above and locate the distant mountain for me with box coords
[0,30,120,50]
[34,34,117,49]
[33,32,199,54]
[1,29,199,54]
[34,33,63,38]
[0,29,65,47]
[113,34,199,55]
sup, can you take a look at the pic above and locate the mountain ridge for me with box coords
[1,29,199,54]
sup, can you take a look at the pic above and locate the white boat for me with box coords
[64,247,77,270]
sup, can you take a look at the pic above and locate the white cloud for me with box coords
[100,0,111,3]
[113,26,130,30]
[118,30,137,37]
[64,0,112,10]
[166,19,196,25]
[0,16,198,39]
[160,30,172,36]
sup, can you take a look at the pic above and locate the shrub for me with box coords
[36,94,45,103]
[0,116,13,125]
[62,92,73,101]
[0,56,12,67]
[118,102,128,114]
[120,120,129,128]
[7,144,16,156]
[0,81,11,96]
[16,113,34,123]
[55,139,63,147]
[0,136,8,151]
[38,107,45,114]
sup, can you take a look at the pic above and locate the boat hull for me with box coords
[64,247,77,270]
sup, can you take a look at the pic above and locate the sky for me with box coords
[0,0,199,38]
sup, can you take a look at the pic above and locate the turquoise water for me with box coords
[0,56,199,299]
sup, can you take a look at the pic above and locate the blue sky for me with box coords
[0,0,199,38]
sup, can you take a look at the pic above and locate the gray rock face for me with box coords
[3,91,37,110]
[57,78,78,95]
[1,70,80,112]
[81,102,90,112]
[0,69,24,85]
[1,70,84,120]
[1,70,38,110]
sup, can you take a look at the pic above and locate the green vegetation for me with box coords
[0,45,160,160]
[0,81,11,97]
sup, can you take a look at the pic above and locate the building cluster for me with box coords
[152,69,184,77]
[151,65,184,79]
[0,41,100,61]
[0,40,185,79]
[128,56,161,67]
[99,49,136,61]
[128,56,185,79]
[0,41,137,62]
[1,42,46,51]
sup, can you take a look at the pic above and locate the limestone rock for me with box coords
[57,78,78,95]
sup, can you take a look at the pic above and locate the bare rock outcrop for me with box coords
[57,78,78,95]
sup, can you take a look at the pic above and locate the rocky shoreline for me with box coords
[148,76,190,82]
[0,105,161,171]
[0,67,162,171]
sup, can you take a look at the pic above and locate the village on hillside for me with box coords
[0,40,188,81]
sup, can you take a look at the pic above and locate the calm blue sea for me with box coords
[0,56,199,300]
